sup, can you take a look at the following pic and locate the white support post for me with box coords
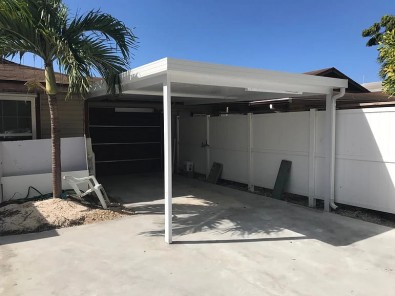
[247,113,254,192]
[325,91,334,212]
[176,115,180,173]
[206,115,210,178]
[329,96,337,209]
[308,109,317,207]
[163,78,172,244]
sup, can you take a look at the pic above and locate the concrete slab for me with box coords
[1,175,395,296]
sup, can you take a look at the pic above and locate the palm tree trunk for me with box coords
[48,94,62,198]
[45,63,61,198]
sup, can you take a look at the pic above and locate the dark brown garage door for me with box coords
[89,107,163,176]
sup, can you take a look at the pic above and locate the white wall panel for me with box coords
[209,115,249,182]
[253,112,310,152]
[210,115,248,151]
[2,170,89,200]
[314,156,327,199]
[315,111,326,157]
[336,108,395,162]
[252,112,310,195]
[179,116,207,174]
[332,108,395,212]
[334,159,395,212]
[1,137,87,176]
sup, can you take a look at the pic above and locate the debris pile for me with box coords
[0,198,129,235]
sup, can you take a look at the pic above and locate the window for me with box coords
[0,94,36,141]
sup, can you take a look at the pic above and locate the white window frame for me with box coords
[0,93,37,140]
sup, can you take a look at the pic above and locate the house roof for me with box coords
[362,81,382,92]
[0,58,69,85]
[305,67,370,93]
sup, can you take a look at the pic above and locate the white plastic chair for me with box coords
[63,175,110,209]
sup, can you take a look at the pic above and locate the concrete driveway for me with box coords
[1,175,395,296]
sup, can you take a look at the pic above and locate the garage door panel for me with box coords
[93,143,161,161]
[96,159,162,176]
[89,108,161,126]
[90,127,161,144]
[89,107,163,176]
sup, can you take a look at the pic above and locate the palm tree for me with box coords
[0,0,136,198]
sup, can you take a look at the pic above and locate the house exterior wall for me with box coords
[39,93,85,138]
[179,107,395,214]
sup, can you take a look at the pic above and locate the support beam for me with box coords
[329,94,338,211]
[176,116,180,173]
[325,92,332,212]
[308,109,317,207]
[325,91,338,212]
[206,115,210,178]
[163,78,172,244]
[325,88,345,212]
[247,113,254,192]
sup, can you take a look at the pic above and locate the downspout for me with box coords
[329,87,346,210]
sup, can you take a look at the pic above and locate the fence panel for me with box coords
[252,112,310,196]
[178,116,207,174]
[179,107,395,214]
[210,115,249,183]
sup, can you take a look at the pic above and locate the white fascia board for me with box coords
[166,58,348,90]
[120,58,168,80]
[169,70,333,95]
[121,73,166,90]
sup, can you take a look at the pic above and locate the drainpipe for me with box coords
[327,87,346,211]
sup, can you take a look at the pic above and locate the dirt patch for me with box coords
[333,205,395,228]
[0,198,132,236]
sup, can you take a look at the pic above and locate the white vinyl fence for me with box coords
[0,137,89,202]
[179,107,395,214]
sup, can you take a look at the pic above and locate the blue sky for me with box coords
[18,0,394,83]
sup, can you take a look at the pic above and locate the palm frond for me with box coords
[65,10,137,60]
[0,0,137,98]
[0,0,45,58]
[56,10,137,97]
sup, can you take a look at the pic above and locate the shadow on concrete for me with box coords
[130,176,392,247]
[172,236,309,244]
[98,172,393,247]
[0,229,59,245]
[100,173,165,204]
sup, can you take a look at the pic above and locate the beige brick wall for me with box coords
[39,93,85,139]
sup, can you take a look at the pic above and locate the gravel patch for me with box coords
[0,198,132,236]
